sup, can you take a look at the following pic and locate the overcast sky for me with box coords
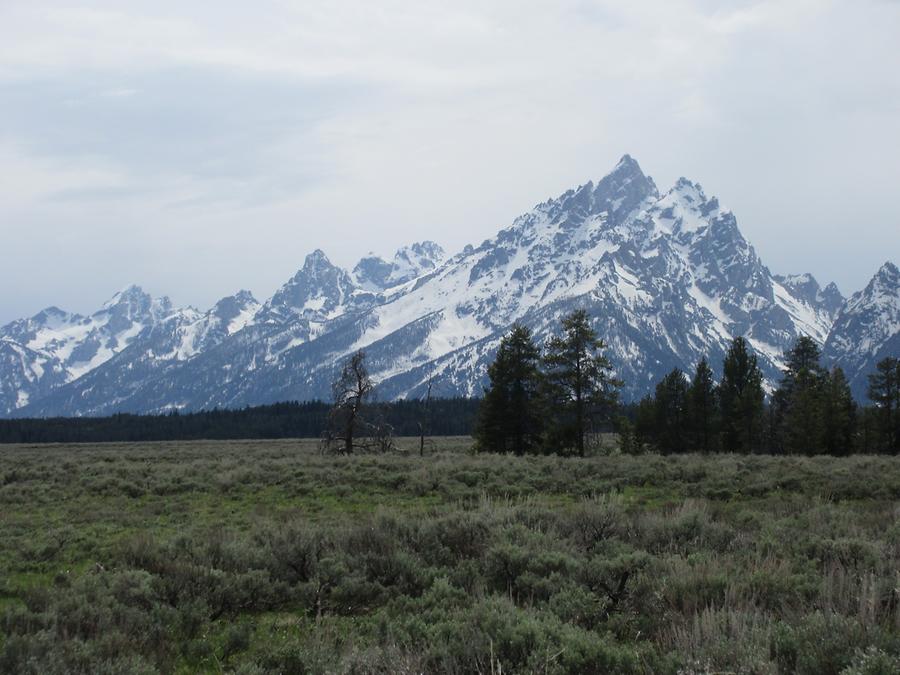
[1,0,899,324]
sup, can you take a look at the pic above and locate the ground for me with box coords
[0,438,898,674]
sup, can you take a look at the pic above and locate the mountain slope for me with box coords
[823,262,900,399]
[0,287,174,414]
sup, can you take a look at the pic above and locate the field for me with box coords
[1,439,899,674]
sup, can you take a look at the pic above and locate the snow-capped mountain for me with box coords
[353,241,446,291]
[0,286,172,413]
[823,262,900,399]
[2,156,896,417]
[773,273,845,320]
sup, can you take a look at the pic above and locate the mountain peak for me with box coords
[614,153,640,173]
[875,261,899,283]
[595,154,658,209]
[352,240,446,291]
[539,155,657,232]
[33,306,72,321]
[215,289,258,310]
[303,249,333,269]
[394,240,445,269]
[403,240,445,260]
[824,261,900,398]
[232,289,257,304]
[102,284,148,309]
[212,290,260,332]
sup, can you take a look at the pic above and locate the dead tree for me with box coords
[329,350,374,454]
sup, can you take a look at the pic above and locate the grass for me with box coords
[0,438,898,673]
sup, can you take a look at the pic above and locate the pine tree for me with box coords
[867,356,900,453]
[542,309,620,456]
[633,395,657,453]
[719,337,765,453]
[687,357,719,454]
[822,367,856,456]
[773,336,828,455]
[653,368,690,454]
[474,323,544,454]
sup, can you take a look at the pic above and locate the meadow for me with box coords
[0,438,898,674]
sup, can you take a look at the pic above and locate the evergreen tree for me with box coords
[856,405,879,454]
[542,309,620,456]
[687,358,719,454]
[822,367,856,456]
[653,368,690,454]
[867,356,900,453]
[474,324,544,454]
[719,337,765,453]
[613,415,638,454]
[772,336,828,455]
[633,395,657,453]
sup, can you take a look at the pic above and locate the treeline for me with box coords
[0,398,480,444]
[475,310,900,456]
[625,340,900,455]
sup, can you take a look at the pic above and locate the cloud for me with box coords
[0,68,358,206]
[0,0,898,323]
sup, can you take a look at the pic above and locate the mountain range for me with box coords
[2,155,898,417]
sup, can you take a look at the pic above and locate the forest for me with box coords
[0,399,479,445]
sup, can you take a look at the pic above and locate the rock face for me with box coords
[823,262,900,399]
[353,242,446,291]
[1,155,896,417]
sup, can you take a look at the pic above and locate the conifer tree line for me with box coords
[476,312,900,456]
[474,309,621,456]
[629,338,900,455]
[0,398,480,444]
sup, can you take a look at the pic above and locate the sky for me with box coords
[1,0,899,324]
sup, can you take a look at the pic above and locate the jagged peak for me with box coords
[303,249,333,269]
[840,262,900,318]
[394,240,446,266]
[102,284,148,309]
[858,261,900,297]
[613,154,641,173]
[776,272,819,289]
[854,261,900,306]
[231,289,258,304]
[404,240,444,256]
[284,249,347,286]
[32,306,74,321]
[98,284,173,320]
[215,289,258,310]
[352,240,446,291]
[599,154,653,189]
[874,260,899,283]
